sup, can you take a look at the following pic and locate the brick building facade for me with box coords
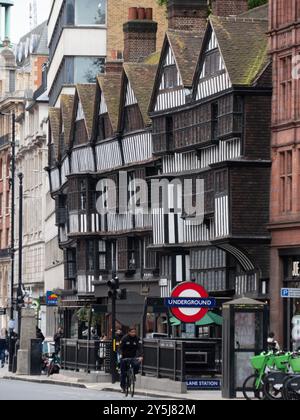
[107,0,167,61]
[269,0,300,349]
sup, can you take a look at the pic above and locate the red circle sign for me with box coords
[170,282,209,323]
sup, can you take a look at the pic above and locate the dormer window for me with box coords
[164,65,178,89]
[76,101,84,121]
[204,50,221,78]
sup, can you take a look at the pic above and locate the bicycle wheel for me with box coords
[130,367,135,398]
[283,376,300,401]
[263,373,286,401]
[125,371,131,398]
[242,374,264,400]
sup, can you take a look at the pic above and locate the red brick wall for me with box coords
[34,56,48,89]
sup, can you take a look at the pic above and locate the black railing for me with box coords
[142,339,222,382]
[60,339,112,373]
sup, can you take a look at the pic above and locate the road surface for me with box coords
[0,379,154,400]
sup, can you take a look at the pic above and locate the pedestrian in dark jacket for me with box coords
[0,331,7,368]
[54,327,63,354]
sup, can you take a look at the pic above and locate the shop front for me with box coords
[281,251,300,351]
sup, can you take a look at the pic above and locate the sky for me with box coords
[11,0,52,43]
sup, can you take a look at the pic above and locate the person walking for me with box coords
[53,327,64,354]
[0,330,8,368]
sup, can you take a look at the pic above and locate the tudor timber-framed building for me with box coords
[48,0,273,338]
[149,3,272,309]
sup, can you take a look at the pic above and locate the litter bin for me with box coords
[30,339,42,376]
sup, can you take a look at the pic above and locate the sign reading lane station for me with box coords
[165,282,216,323]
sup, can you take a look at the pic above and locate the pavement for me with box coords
[0,365,229,400]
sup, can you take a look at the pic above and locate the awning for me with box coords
[167,313,223,327]
[196,312,223,326]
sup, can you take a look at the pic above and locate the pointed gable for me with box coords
[151,31,204,113]
[60,94,75,151]
[210,16,269,86]
[97,74,122,133]
[194,24,231,101]
[122,63,158,127]
[76,84,97,139]
[194,16,269,100]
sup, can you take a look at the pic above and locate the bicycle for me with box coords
[263,352,291,400]
[283,354,300,400]
[123,358,138,398]
[243,352,275,400]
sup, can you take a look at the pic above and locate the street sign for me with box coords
[187,379,221,391]
[46,291,58,306]
[166,282,216,323]
[281,288,300,299]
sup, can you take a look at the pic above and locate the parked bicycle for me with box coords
[243,351,300,400]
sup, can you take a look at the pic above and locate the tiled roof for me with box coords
[239,4,269,19]
[60,94,75,150]
[48,107,60,159]
[97,74,122,132]
[211,15,269,86]
[167,30,205,87]
[123,63,158,125]
[76,84,97,139]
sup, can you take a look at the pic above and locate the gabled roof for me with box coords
[123,63,158,126]
[149,30,205,112]
[209,15,269,86]
[239,3,269,20]
[76,84,97,139]
[167,30,205,88]
[97,74,122,133]
[60,94,75,150]
[48,107,60,159]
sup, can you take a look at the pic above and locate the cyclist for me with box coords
[119,327,143,392]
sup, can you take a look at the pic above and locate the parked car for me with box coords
[146,333,169,339]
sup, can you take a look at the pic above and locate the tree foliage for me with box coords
[157,0,268,10]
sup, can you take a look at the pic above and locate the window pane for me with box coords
[75,0,106,25]
[74,57,105,83]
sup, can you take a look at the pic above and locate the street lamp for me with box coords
[17,172,24,336]
[0,111,15,372]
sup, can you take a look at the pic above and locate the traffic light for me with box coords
[107,277,127,300]
[107,276,119,299]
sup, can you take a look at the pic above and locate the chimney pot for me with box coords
[128,7,138,20]
[137,7,146,20]
[145,8,153,21]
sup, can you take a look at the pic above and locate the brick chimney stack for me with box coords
[123,7,158,63]
[167,0,208,32]
[211,0,248,17]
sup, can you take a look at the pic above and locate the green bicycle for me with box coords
[243,352,276,400]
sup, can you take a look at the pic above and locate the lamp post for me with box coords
[17,172,23,335]
[0,111,16,372]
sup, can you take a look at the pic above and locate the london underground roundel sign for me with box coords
[166,282,216,323]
